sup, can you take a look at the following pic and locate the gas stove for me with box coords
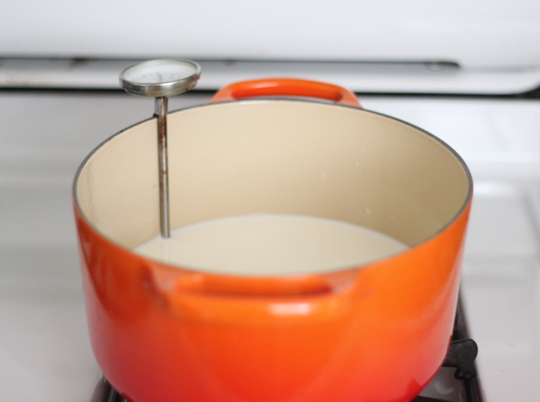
[3,1,540,399]
[2,82,539,401]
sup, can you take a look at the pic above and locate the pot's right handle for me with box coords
[209,78,361,108]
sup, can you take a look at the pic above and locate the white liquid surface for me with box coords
[134,214,408,275]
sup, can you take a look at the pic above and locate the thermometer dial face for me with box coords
[120,59,201,97]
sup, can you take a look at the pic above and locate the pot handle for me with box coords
[144,261,357,324]
[209,78,361,108]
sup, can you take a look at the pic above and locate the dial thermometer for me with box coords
[120,59,201,238]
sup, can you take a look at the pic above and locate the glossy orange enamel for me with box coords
[74,78,472,402]
[74,200,471,402]
[209,78,362,108]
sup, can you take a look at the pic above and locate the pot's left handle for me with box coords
[144,261,357,324]
[209,78,361,108]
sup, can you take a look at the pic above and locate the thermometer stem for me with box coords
[155,96,170,238]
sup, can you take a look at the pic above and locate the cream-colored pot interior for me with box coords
[75,100,470,260]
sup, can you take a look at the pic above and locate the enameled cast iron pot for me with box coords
[73,79,472,402]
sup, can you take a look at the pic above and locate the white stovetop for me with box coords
[1,91,539,402]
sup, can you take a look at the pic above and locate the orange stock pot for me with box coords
[73,78,472,402]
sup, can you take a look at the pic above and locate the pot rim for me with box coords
[72,98,473,277]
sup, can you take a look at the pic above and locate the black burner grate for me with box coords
[413,296,483,402]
